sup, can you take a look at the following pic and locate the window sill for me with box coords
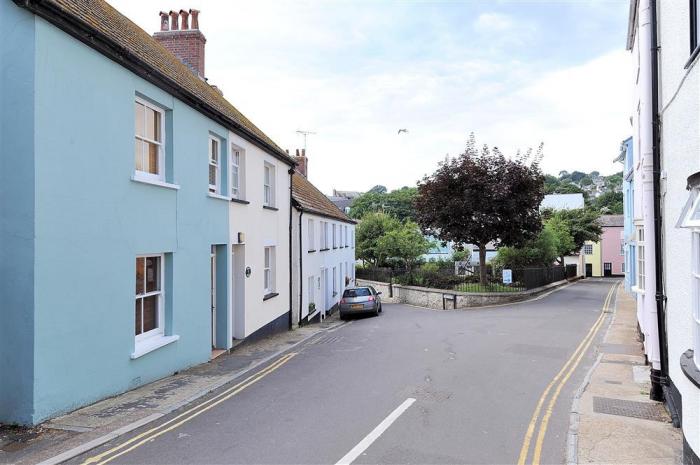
[263,292,279,301]
[319,248,330,252]
[263,205,279,211]
[131,335,180,359]
[680,349,700,389]
[308,249,316,253]
[131,175,180,190]
[207,192,230,201]
[231,198,250,205]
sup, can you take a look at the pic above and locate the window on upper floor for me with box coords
[345,225,349,247]
[264,163,276,207]
[308,218,315,251]
[333,224,337,248]
[208,136,221,194]
[134,98,165,181]
[583,244,593,255]
[320,221,327,249]
[231,146,245,200]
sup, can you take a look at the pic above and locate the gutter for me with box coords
[14,0,296,167]
[649,0,670,402]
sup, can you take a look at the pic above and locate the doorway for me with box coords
[604,262,612,277]
[585,263,593,277]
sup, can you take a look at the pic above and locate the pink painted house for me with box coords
[599,215,624,277]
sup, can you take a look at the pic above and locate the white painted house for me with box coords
[291,153,356,325]
[627,1,700,462]
[227,130,293,343]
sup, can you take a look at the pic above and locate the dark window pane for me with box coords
[135,299,142,335]
[136,257,144,295]
[343,288,370,297]
[147,142,159,174]
[142,295,158,332]
[146,257,159,292]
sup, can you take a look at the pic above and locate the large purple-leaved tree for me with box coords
[415,134,545,285]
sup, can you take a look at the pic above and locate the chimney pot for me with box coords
[169,11,179,30]
[190,9,200,29]
[179,10,190,30]
[159,11,169,31]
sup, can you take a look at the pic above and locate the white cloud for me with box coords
[474,13,514,32]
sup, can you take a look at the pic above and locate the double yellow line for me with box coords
[81,352,298,465]
[517,282,617,465]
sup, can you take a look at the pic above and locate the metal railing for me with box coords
[356,264,575,293]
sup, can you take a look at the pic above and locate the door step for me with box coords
[210,349,227,360]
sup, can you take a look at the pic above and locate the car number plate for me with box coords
[351,304,363,309]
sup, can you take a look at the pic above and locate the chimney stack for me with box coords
[294,149,308,178]
[154,9,207,79]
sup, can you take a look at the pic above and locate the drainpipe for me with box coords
[639,0,666,401]
[649,0,670,400]
[298,208,304,326]
[288,168,294,330]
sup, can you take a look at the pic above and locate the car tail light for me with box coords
[340,298,346,304]
[367,295,375,302]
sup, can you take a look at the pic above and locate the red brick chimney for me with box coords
[294,149,308,177]
[154,9,206,79]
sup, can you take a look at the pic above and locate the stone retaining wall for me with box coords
[356,277,579,310]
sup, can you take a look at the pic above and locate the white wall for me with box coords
[657,0,700,454]
[291,208,356,324]
[228,131,291,338]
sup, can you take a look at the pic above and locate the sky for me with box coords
[109,0,633,194]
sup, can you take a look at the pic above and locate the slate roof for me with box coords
[327,196,354,213]
[17,0,294,165]
[599,214,624,227]
[292,175,355,224]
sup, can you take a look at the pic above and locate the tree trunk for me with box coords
[479,243,487,286]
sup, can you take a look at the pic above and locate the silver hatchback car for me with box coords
[339,286,383,319]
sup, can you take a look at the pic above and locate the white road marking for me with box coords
[335,398,416,465]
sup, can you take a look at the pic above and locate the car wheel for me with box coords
[340,312,347,320]
[378,304,383,313]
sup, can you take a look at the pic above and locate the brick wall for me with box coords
[154,29,206,78]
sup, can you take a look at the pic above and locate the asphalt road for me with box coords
[69,279,616,465]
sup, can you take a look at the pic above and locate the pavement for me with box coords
[0,315,345,465]
[571,287,682,465]
[2,280,661,465]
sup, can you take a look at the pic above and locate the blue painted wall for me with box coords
[621,137,636,292]
[0,3,37,425]
[2,10,236,424]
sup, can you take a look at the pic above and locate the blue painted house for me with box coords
[0,0,295,425]
[616,137,635,292]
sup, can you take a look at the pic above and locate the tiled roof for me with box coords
[599,214,624,227]
[292,175,355,224]
[20,0,294,165]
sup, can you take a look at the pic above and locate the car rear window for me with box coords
[343,288,371,297]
